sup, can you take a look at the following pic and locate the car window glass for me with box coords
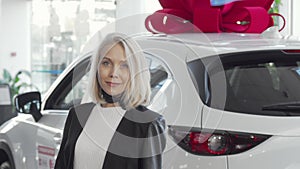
[63,71,89,108]
[188,50,300,116]
[145,53,169,99]
[44,57,91,110]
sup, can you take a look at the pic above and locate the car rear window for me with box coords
[188,50,300,116]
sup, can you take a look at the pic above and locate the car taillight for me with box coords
[168,126,270,156]
[282,50,300,54]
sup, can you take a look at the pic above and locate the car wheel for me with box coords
[0,162,11,169]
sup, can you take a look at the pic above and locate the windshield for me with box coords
[188,50,300,116]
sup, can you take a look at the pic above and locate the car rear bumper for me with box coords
[228,136,300,169]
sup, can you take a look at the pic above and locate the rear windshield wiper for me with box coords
[262,102,300,112]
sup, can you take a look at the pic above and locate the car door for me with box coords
[33,56,91,169]
[0,56,91,169]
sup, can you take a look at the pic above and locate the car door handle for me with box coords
[53,133,62,145]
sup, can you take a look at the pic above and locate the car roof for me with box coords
[141,32,300,51]
[79,31,300,63]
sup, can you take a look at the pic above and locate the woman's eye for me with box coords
[120,63,129,69]
[102,61,110,66]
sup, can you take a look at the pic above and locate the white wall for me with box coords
[0,0,2,22]
[292,0,300,36]
[0,0,2,64]
[280,0,300,37]
[0,0,31,77]
[115,0,161,35]
[279,0,292,36]
[116,0,161,17]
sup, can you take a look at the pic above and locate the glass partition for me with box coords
[31,0,116,93]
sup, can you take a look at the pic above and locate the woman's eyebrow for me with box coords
[102,57,111,61]
[103,56,127,62]
[120,60,128,63]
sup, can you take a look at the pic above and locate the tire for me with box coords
[0,161,11,169]
[0,143,15,169]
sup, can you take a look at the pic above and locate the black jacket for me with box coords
[54,102,166,169]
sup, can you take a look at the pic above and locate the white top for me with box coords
[74,104,126,169]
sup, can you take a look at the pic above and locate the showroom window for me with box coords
[31,0,116,93]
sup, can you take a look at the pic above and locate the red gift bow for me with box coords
[145,0,283,34]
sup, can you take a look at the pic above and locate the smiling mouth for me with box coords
[106,82,121,87]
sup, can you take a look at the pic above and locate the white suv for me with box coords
[1,32,300,169]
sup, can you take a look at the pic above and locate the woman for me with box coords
[54,33,166,169]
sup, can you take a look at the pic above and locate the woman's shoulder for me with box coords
[68,102,96,127]
[117,105,166,139]
[70,102,95,111]
[124,105,164,125]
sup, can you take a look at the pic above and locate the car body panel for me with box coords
[163,136,228,169]
[202,105,300,136]
[0,112,63,169]
[1,32,300,169]
[139,40,204,126]
[228,136,300,169]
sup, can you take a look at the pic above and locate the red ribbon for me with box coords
[145,0,280,34]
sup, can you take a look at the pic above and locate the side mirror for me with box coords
[14,91,42,121]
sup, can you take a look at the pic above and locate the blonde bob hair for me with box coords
[87,33,151,110]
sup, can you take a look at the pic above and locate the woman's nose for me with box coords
[109,66,119,78]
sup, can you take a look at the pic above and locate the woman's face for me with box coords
[98,43,130,96]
